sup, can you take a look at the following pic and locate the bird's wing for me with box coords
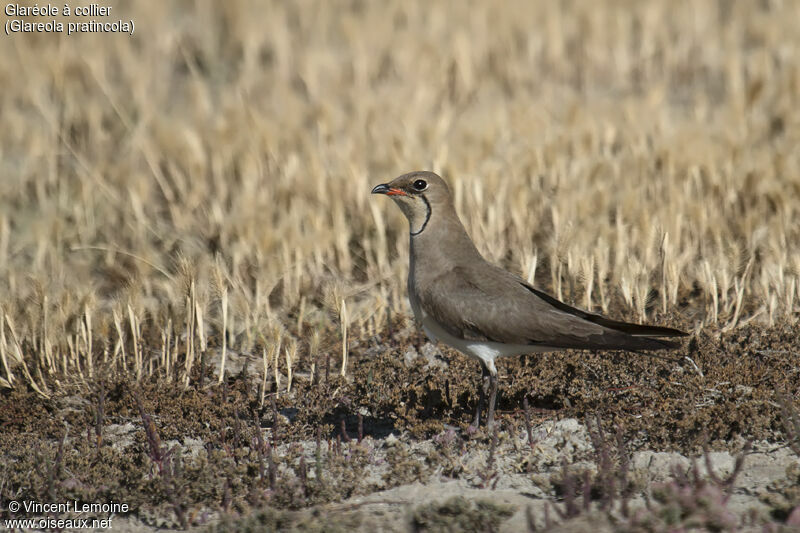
[417,263,686,351]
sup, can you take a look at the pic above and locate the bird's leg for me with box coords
[472,364,490,428]
[486,371,499,431]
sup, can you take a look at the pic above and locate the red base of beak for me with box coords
[372,184,408,196]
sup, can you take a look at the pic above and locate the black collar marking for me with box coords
[410,194,431,236]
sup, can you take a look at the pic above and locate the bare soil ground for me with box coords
[2,318,799,531]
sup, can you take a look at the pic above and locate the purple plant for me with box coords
[94,380,105,448]
[133,389,186,527]
[523,396,536,450]
[253,412,267,483]
[778,391,800,457]
[534,417,752,532]
[477,425,500,489]
[134,389,174,477]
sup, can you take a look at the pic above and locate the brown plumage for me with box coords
[372,171,687,430]
[420,263,684,351]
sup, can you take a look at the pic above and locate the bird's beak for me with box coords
[371,184,407,196]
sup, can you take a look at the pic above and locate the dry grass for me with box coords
[1,0,799,394]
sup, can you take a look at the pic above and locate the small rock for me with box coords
[105,422,138,451]
[183,437,205,458]
[420,342,448,370]
[280,407,299,423]
[404,346,419,365]
[632,451,690,479]
[698,451,736,478]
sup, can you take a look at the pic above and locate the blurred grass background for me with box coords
[1,0,799,394]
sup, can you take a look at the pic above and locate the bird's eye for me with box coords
[412,179,427,191]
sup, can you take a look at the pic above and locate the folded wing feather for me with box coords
[417,263,686,352]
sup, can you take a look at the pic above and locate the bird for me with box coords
[371,171,688,430]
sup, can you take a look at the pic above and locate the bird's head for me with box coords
[371,171,451,235]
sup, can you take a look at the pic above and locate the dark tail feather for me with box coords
[582,333,683,354]
[594,318,688,339]
[522,283,688,338]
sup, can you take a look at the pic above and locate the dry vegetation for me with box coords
[1,0,800,530]
[1,0,798,393]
